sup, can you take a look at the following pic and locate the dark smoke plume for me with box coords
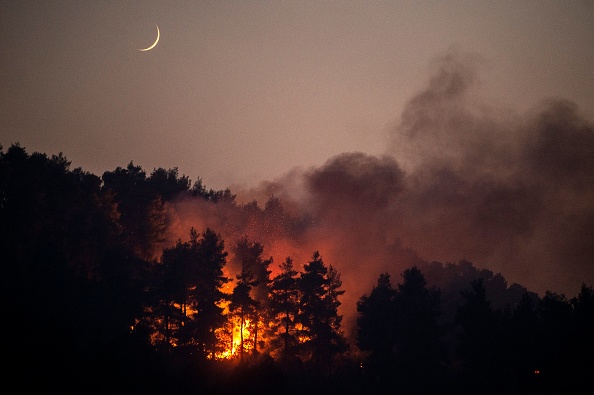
[388,51,594,297]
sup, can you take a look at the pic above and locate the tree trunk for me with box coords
[240,309,244,362]
[284,310,290,356]
[253,310,259,355]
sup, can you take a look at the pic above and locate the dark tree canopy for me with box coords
[3,143,593,394]
[297,251,348,373]
[357,267,445,392]
[356,273,396,367]
[270,257,301,359]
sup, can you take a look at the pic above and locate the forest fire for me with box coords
[215,317,254,360]
[4,141,594,394]
[3,42,594,393]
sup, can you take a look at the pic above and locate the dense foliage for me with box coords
[1,143,592,394]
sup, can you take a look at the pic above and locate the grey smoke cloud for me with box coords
[388,51,594,296]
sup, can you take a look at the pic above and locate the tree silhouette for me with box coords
[270,257,301,359]
[229,239,260,361]
[146,167,191,201]
[568,284,594,393]
[148,227,230,358]
[455,278,503,394]
[392,267,445,392]
[101,163,191,260]
[0,144,149,389]
[356,273,397,381]
[230,237,273,357]
[190,177,236,203]
[504,291,540,390]
[193,228,230,359]
[297,251,348,373]
[102,163,163,260]
[153,237,193,348]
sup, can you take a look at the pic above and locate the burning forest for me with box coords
[2,54,594,393]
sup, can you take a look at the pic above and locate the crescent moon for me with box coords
[138,25,160,51]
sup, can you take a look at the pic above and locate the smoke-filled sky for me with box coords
[2,1,594,326]
[2,1,593,188]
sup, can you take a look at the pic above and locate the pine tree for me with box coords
[270,257,300,358]
[193,228,230,359]
[297,251,348,372]
[356,273,397,374]
[229,261,258,361]
[230,237,273,356]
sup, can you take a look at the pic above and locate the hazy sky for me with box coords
[2,1,594,310]
[2,1,593,189]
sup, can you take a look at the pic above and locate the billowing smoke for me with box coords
[388,51,594,298]
[167,50,594,341]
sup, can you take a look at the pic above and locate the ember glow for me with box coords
[215,317,254,360]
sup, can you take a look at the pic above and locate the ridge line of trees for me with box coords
[2,143,592,394]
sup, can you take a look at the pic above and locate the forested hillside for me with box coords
[2,143,592,394]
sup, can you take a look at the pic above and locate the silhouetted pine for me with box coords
[229,239,260,361]
[193,228,231,359]
[270,257,301,359]
[296,251,348,374]
[356,273,397,386]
